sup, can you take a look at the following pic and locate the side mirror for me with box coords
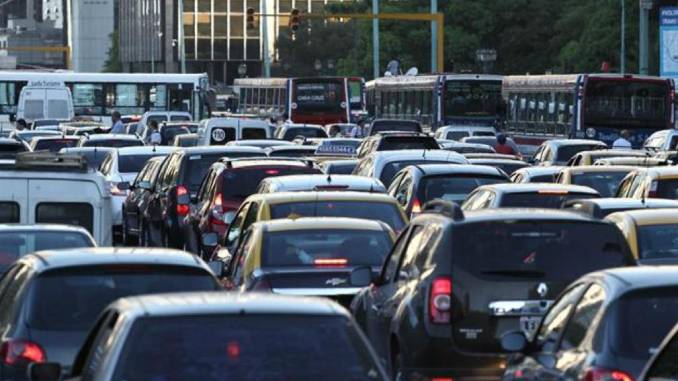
[28,362,62,381]
[117,182,130,191]
[501,331,528,353]
[202,232,219,248]
[207,260,225,277]
[350,266,372,287]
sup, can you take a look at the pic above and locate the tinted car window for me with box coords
[242,128,268,139]
[36,203,94,233]
[637,224,678,260]
[418,175,507,204]
[656,179,678,199]
[452,221,630,281]
[271,201,406,231]
[34,139,78,152]
[26,266,217,331]
[531,174,556,183]
[184,152,260,192]
[381,160,450,187]
[447,131,470,141]
[112,315,381,381]
[610,287,678,359]
[645,329,678,380]
[571,172,629,197]
[283,128,326,140]
[170,115,190,122]
[220,166,319,198]
[324,162,357,175]
[474,161,528,175]
[0,202,19,223]
[160,126,189,145]
[501,192,598,209]
[0,231,92,273]
[555,145,604,162]
[0,143,27,158]
[379,137,439,152]
[118,154,166,173]
[82,139,144,148]
[371,121,421,135]
[73,150,111,169]
[262,229,392,267]
[268,149,316,158]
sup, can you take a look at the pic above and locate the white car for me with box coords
[643,129,678,152]
[433,125,497,141]
[256,174,387,194]
[196,117,271,146]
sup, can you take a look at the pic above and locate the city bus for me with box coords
[365,74,504,130]
[0,71,211,127]
[234,76,365,125]
[503,74,675,154]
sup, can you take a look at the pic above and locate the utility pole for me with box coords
[621,0,626,74]
[178,0,186,73]
[372,0,379,79]
[639,0,653,75]
[262,0,270,77]
[431,0,437,73]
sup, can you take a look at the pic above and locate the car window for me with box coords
[36,202,94,234]
[395,176,412,207]
[387,172,405,195]
[270,201,406,232]
[80,312,120,381]
[381,228,411,283]
[0,266,19,299]
[397,226,427,281]
[419,175,507,204]
[0,265,31,326]
[616,174,635,197]
[0,202,19,223]
[644,329,678,380]
[0,231,93,273]
[226,203,251,248]
[232,230,253,286]
[536,284,587,351]
[559,284,606,350]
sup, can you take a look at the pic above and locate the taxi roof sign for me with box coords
[314,144,357,157]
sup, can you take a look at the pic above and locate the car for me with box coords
[462,183,600,210]
[0,138,30,159]
[643,128,678,151]
[368,118,423,136]
[220,191,409,254]
[351,202,634,380]
[274,123,328,141]
[225,139,295,148]
[356,132,440,159]
[98,146,176,241]
[467,157,530,175]
[437,139,496,154]
[565,149,648,166]
[77,134,144,148]
[638,322,678,381]
[172,133,199,147]
[388,164,509,217]
[320,159,359,175]
[0,224,95,273]
[196,117,271,145]
[0,248,220,381]
[510,166,563,183]
[184,158,322,257]
[325,122,357,137]
[461,136,521,157]
[141,146,265,248]
[605,209,678,264]
[138,122,191,145]
[433,125,497,140]
[561,198,678,219]
[121,156,166,245]
[257,174,386,194]
[530,139,607,166]
[29,136,79,152]
[139,110,192,127]
[353,149,469,188]
[594,156,671,167]
[555,166,635,197]
[51,293,389,381]
[502,267,678,381]
[265,145,317,157]
[219,217,395,305]
[8,130,59,144]
[616,167,678,199]
[58,147,115,170]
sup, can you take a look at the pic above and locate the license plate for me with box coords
[520,316,541,338]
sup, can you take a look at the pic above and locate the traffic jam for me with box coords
[0,72,677,381]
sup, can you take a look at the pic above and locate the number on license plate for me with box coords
[520,316,541,337]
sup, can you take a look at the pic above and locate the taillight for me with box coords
[584,367,634,381]
[176,185,190,216]
[176,204,190,216]
[648,180,658,198]
[411,198,422,214]
[314,258,348,267]
[429,276,452,324]
[0,339,46,366]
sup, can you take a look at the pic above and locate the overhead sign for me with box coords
[660,7,678,80]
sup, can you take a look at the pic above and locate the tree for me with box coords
[103,31,122,73]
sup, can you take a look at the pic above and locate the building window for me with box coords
[230,15,243,37]
[214,15,228,37]
[197,13,211,37]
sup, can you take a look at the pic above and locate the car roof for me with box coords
[261,174,384,187]
[0,223,92,234]
[408,163,506,177]
[645,166,678,178]
[246,191,399,204]
[370,149,467,162]
[560,165,636,174]
[110,292,348,318]
[606,208,678,226]
[567,197,678,209]
[462,208,596,224]
[18,247,208,273]
[255,217,390,232]
[477,182,599,194]
[546,139,607,147]
[220,158,312,169]
[584,266,678,291]
[513,166,563,176]
[578,149,647,157]
[116,146,177,155]
[84,134,141,141]
[180,146,264,154]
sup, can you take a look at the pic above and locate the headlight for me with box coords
[585,128,597,138]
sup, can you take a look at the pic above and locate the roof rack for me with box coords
[13,152,89,172]
[422,200,464,221]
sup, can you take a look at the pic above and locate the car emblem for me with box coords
[537,283,548,298]
[325,278,347,287]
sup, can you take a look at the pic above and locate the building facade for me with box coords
[66,0,116,72]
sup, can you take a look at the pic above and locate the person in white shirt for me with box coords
[146,120,162,145]
[612,129,632,149]
[351,120,366,138]
[110,111,125,134]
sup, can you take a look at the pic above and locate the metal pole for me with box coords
[431,0,437,73]
[639,0,651,75]
[151,0,156,73]
[262,0,270,77]
[621,0,625,74]
[178,0,186,73]
[372,0,379,79]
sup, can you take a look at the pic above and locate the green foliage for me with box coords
[103,31,122,73]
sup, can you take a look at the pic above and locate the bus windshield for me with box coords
[444,80,502,118]
[584,79,669,129]
[293,80,344,113]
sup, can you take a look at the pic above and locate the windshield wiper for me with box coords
[481,269,546,278]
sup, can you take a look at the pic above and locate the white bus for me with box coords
[0,71,211,127]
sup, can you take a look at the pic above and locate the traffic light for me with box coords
[289,8,300,32]
[246,7,256,30]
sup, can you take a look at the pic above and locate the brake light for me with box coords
[648,180,658,198]
[176,204,190,215]
[176,184,190,216]
[430,276,452,324]
[0,339,46,366]
[538,190,568,195]
[314,258,348,267]
[431,378,454,381]
[411,198,422,214]
[265,169,280,175]
[584,367,634,381]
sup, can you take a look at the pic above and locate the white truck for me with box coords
[16,80,74,123]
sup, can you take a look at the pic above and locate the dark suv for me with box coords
[356,132,439,159]
[184,158,321,257]
[350,202,634,380]
[141,146,263,248]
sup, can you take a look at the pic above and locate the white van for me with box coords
[17,80,74,123]
[0,152,112,245]
[196,117,270,146]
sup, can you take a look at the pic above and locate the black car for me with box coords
[356,132,439,158]
[0,138,29,159]
[142,146,264,248]
[368,119,423,136]
[502,267,678,381]
[351,202,634,380]
[121,156,166,245]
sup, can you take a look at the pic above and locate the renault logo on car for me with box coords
[537,283,549,298]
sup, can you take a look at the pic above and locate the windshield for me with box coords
[262,229,392,267]
[570,172,629,197]
[656,179,678,199]
[271,201,405,231]
[371,121,421,135]
[584,79,669,129]
[112,315,381,381]
[82,139,143,148]
[501,192,599,208]
[611,288,678,359]
[0,231,92,273]
[419,175,506,204]
[0,143,26,158]
[26,265,217,331]
[380,137,439,151]
[637,224,678,260]
[444,80,502,118]
[283,128,326,140]
[452,221,629,281]
[555,145,604,162]
[34,139,77,152]
[161,126,189,145]
[380,160,450,187]
[220,166,319,198]
[293,80,344,113]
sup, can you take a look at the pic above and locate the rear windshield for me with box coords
[82,139,143,148]
[269,149,315,158]
[220,166,319,198]
[185,152,262,191]
[0,143,26,158]
[34,139,77,152]
[161,126,189,144]
[571,172,629,197]
[419,175,506,204]
[556,145,604,162]
[26,266,217,331]
[637,224,678,260]
[325,162,356,175]
[452,221,630,281]
[271,201,406,231]
[36,203,93,234]
[112,315,380,381]
[262,229,392,267]
[611,288,678,359]
[644,327,678,379]
[76,150,111,169]
[501,192,598,209]
[446,131,470,141]
[170,115,190,122]
[283,128,326,140]
[119,154,165,173]
[0,231,92,273]
[379,137,439,152]
[209,127,236,144]
[531,174,556,183]
[381,160,450,187]
[242,128,268,139]
[371,121,421,134]
[656,179,678,199]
